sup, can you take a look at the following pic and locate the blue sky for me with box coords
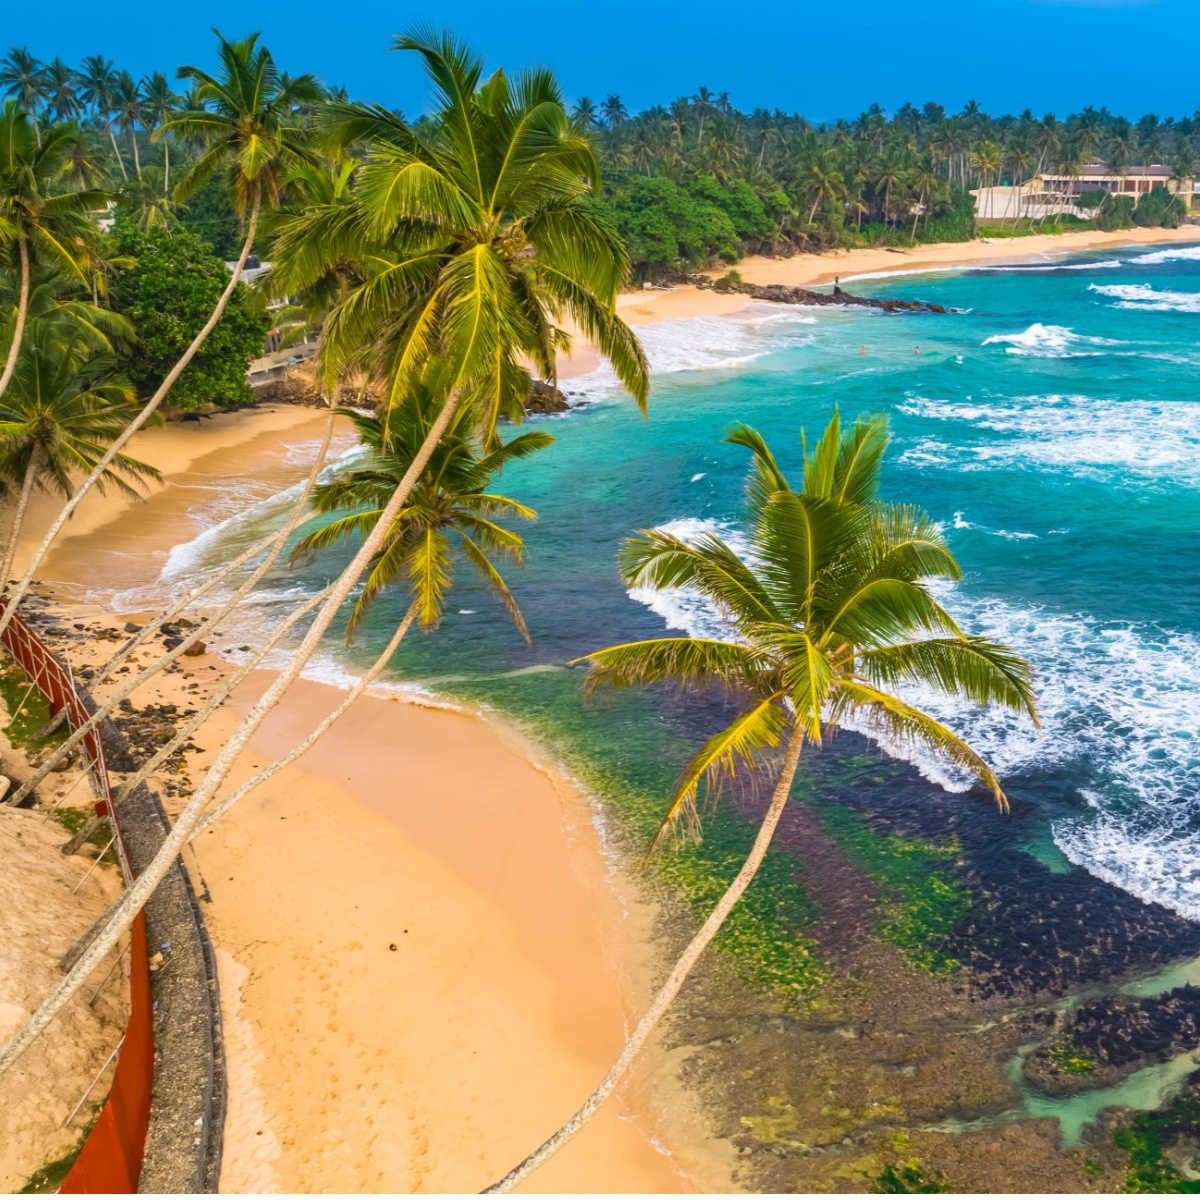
[8,0,1199,122]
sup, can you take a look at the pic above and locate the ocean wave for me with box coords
[973,259,1123,273]
[623,523,1200,920]
[981,322,1124,357]
[570,308,818,398]
[898,392,1200,487]
[950,511,1038,541]
[1089,282,1200,313]
[1129,244,1200,266]
[625,517,751,639]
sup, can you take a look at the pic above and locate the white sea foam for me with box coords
[623,519,1200,920]
[898,392,1200,487]
[570,306,818,398]
[1089,282,1200,313]
[1128,244,1200,266]
[690,472,706,482]
[625,517,751,639]
[950,511,1038,541]
[974,258,1123,273]
[981,322,1124,357]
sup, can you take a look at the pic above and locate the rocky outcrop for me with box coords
[706,278,948,314]
[525,379,570,414]
[1024,985,1200,1095]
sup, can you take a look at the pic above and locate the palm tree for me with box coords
[292,381,551,638]
[570,95,598,131]
[0,48,46,142]
[0,102,105,403]
[0,31,647,1084]
[487,412,1036,1191]
[76,55,125,180]
[140,71,179,195]
[42,58,80,123]
[602,93,627,129]
[111,70,144,179]
[319,30,648,440]
[694,86,717,146]
[0,30,321,656]
[0,333,158,583]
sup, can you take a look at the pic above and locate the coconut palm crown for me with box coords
[577,411,1038,849]
[290,375,552,638]
[161,31,321,218]
[278,29,648,440]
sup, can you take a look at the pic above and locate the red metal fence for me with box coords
[0,613,153,1193]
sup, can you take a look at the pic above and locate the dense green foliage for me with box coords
[1134,183,1187,228]
[108,224,268,410]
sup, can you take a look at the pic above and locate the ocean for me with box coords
[158,239,1200,940]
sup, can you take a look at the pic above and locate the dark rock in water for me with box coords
[163,637,183,651]
[710,279,947,315]
[525,379,569,414]
[1025,985,1200,1094]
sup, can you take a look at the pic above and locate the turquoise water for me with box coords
[167,239,1200,930]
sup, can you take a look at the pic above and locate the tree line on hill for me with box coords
[2,44,1197,287]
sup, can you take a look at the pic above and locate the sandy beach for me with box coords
[13,224,1199,1192]
[559,224,1200,378]
[32,424,722,1191]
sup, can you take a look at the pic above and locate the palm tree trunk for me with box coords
[5,405,334,806]
[0,387,463,1080]
[129,128,141,180]
[0,235,31,403]
[104,583,337,812]
[192,602,419,839]
[93,527,299,687]
[107,122,128,182]
[484,724,806,1194]
[163,138,169,196]
[0,444,42,588]
[0,187,264,645]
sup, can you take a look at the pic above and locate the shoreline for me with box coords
[16,222,1200,1190]
[32,426,722,1188]
[558,224,1200,378]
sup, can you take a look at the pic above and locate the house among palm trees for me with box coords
[974,157,1198,220]
[1029,158,1195,203]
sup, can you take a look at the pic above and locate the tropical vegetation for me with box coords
[484,412,1036,1190]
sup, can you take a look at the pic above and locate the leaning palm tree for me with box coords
[317,29,647,440]
[0,31,320,638]
[292,380,552,639]
[0,31,646,1082]
[486,412,1037,1192]
[0,101,106,402]
[0,333,158,583]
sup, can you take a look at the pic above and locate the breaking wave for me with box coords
[981,322,1124,357]
[624,517,1200,921]
[1089,282,1200,313]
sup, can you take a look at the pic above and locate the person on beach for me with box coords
[833,275,843,297]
